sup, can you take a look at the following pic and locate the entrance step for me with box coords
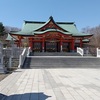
[22,57,100,69]
[30,52,81,56]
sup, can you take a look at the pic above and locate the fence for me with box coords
[0,53,4,73]
[77,47,84,56]
[3,47,23,58]
[2,47,23,68]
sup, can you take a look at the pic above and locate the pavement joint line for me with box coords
[27,56,98,58]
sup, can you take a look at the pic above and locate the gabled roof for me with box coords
[22,16,77,33]
[10,16,92,37]
[34,16,69,32]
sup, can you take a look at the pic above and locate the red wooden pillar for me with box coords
[29,38,31,47]
[32,41,34,52]
[42,38,45,52]
[16,41,19,47]
[60,39,62,52]
[71,39,75,52]
[29,38,33,49]
[18,36,22,47]
[80,38,82,48]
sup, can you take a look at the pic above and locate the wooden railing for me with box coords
[18,47,31,68]
[18,48,28,68]
[77,47,84,56]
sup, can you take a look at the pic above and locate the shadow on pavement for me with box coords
[0,92,51,100]
[0,93,7,100]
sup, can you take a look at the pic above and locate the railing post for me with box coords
[97,48,98,57]
[77,47,79,53]
[27,47,31,56]
[97,48,100,57]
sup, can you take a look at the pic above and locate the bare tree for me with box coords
[82,25,100,55]
[4,26,21,33]
[82,25,100,47]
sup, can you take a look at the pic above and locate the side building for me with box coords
[9,16,92,52]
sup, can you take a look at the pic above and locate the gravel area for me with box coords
[0,74,10,81]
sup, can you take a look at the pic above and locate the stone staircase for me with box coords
[22,52,100,69]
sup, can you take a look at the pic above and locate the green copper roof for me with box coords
[22,22,43,32]
[58,23,78,33]
[10,16,92,37]
[11,29,72,36]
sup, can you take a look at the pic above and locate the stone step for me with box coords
[30,52,81,56]
[22,57,100,69]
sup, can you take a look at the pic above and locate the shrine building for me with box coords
[9,16,92,52]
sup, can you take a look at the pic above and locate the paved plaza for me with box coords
[1,68,100,100]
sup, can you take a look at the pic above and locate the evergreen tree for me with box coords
[0,22,5,36]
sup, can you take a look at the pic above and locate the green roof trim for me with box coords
[10,31,34,36]
[34,29,72,35]
[72,33,93,37]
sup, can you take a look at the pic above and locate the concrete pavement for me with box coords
[1,68,100,100]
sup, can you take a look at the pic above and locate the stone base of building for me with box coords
[0,65,5,73]
[70,50,75,52]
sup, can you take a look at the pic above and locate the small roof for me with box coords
[82,39,90,43]
[6,33,17,41]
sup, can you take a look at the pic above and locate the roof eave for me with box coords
[73,34,93,37]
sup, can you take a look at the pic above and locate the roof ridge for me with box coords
[57,22,74,24]
[24,21,45,24]
[24,20,74,25]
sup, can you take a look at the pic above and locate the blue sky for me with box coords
[0,0,100,31]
